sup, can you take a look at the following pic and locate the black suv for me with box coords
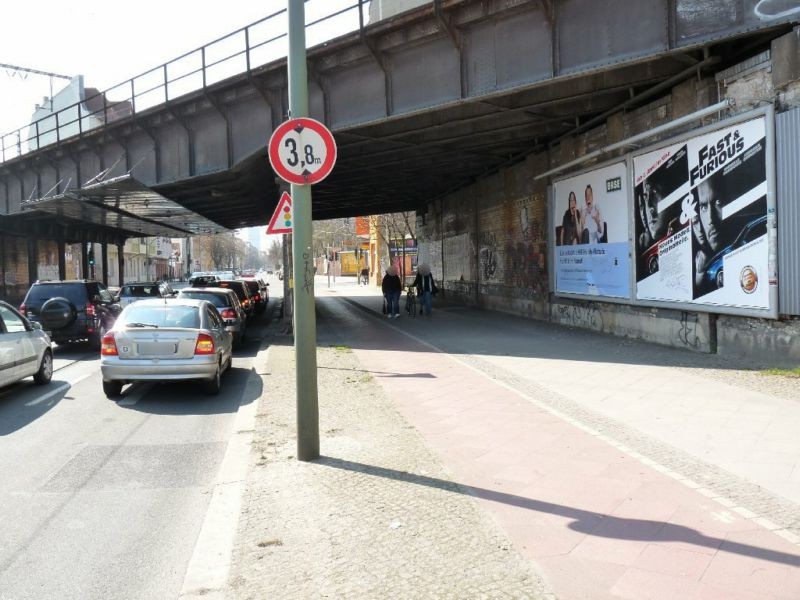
[20,280,121,348]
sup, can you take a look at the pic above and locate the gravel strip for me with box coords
[225,333,554,600]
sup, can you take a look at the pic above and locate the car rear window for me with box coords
[25,283,87,306]
[121,285,160,297]
[179,291,230,308]
[118,305,200,329]
[216,281,247,300]
[242,280,259,293]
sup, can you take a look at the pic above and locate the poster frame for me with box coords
[549,155,635,306]
[548,105,777,319]
[628,105,777,319]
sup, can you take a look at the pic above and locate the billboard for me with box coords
[553,161,630,297]
[633,116,770,309]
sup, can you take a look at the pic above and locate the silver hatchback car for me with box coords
[177,287,247,347]
[100,298,232,398]
[0,301,52,388]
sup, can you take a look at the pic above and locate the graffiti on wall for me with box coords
[556,303,604,330]
[479,231,498,280]
[754,0,800,20]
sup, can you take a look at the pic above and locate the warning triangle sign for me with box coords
[266,192,293,234]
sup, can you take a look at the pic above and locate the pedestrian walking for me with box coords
[381,265,402,318]
[413,263,438,316]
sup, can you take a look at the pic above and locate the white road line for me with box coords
[117,384,152,406]
[179,346,267,600]
[24,372,94,406]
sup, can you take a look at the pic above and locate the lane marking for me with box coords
[24,372,94,406]
[179,345,268,599]
[117,384,152,406]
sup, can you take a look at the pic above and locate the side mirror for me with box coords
[31,321,43,331]
[92,294,103,304]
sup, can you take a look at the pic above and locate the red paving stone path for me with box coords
[318,286,800,600]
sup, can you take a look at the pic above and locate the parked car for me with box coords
[239,279,268,314]
[20,280,121,349]
[214,280,255,318]
[189,274,219,287]
[117,281,176,308]
[0,301,53,388]
[177,287,247,347]
[100,298,233,398]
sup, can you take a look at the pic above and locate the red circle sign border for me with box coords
[268,117,337,185]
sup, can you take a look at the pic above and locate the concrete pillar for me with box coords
[101,242,108,286]
[57,239,66,280]
[117,243,125,286]
[80,241,89,279]
[27,238,37,284]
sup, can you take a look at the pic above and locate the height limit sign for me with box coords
[268,117,337,185]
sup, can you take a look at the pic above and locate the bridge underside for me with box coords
[1,0,797,234]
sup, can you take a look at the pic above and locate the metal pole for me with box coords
[288,0,320,461]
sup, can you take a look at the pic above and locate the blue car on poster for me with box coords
[703,215,767,289]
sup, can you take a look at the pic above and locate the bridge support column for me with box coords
[117,242,125,286]
[80,241,89,279]
[27,238,38,285]
[101,242,108,286]
[57,240,66,280]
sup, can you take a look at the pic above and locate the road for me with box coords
[0,286,277,600]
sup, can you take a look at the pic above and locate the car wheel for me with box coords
[716,269,724,288]
[647,255,659,275]
[204,365,222,395]
[33,349,53,385]
[103,380,123,398]
[89,323,107,351]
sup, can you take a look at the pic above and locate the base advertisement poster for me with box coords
[554,162,630,298]
[633,117,769,309]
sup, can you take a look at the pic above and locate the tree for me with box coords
[369,212,416,278]
[267,239,282,268]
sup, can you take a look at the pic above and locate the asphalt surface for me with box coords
[0,283,277,600]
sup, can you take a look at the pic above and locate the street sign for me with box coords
[268,117,337,185]
[266,191,293,234]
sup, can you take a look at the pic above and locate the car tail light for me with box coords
[195,333,215,355]
[220,308,236,320]
[242,299,250,307]
[254,293,261,302]
[101,333,118,356]
[86,303,97,317]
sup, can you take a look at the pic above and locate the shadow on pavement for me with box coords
[329,295,775,372]
[119,364,263,416]
[0,380,70,436]
[317,366,436,379]
[318,456,800,568]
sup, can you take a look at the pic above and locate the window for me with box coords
[207,307,223,329]
[0,305,27,333]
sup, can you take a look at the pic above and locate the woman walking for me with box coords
[381,265,402,318]
[413,263,438,316]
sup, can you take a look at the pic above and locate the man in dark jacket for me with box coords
[413,263,438,316]
[381,265,402,318]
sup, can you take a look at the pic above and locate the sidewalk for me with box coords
[225,277,800,599]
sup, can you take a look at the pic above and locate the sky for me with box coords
[0,0,371,250]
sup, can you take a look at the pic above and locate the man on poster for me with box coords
[580,185,604,244]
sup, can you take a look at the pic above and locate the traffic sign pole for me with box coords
[288,0,319,461]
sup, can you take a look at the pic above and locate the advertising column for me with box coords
[553,161,630,298]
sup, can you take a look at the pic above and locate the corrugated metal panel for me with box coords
[776,108,800,316]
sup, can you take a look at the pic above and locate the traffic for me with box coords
[0,270,272,395]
